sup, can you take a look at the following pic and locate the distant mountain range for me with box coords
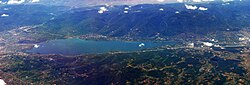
[0,1,250,39]
[36,1,250,38]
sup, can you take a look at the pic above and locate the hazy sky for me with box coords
[39,0,179,6]
[0,0,240,7]
[0,0,180,6]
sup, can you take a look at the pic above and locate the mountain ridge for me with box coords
[35,1,250,39]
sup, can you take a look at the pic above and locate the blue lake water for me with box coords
[27,38,174,55]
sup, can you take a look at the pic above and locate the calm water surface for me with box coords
[27,38,174,55]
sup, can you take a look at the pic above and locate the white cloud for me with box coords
[157,0,165,2]
[177,0,184,2]
[98,10,104,14]
[203,42,213,47]
[193,0,202,2]
[98,7,108,14]
[1,14,9,17]
[124,7,129,10]
[34,44,40,48]
[222,2,230,5]
[100,7,108,11]
[159,8,164,11]
[0,79,6,85]
[3,8,9,10]
[139,43,145,47]
[7,0,25,4]
[185,4,198,10]
[124,11,129,14]
[31,0,40,3]
[198,7,208,11]
[184,4,208,11]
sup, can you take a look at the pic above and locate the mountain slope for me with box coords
[0,4,68,31]
[37,1,250,38]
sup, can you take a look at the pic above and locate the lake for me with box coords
[27,38,175,55]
